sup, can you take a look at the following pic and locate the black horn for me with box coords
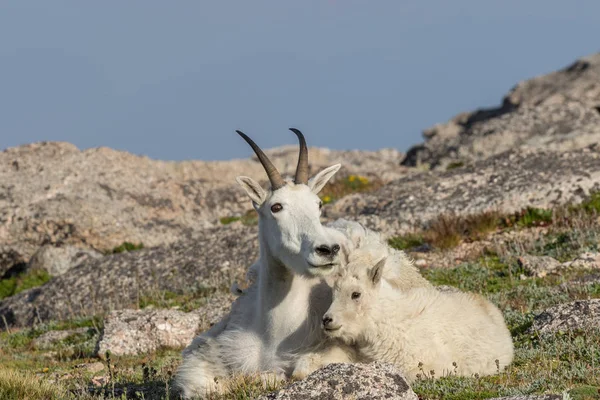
[289,128,309,185]
[236,130,286,190]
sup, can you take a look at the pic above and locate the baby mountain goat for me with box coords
[322,251,514,381]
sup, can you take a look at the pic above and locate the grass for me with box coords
[389,193,600,251]
[446,161,465,170]
[112,241,145,254]
[0,269,51,300]
[220,210,259,226]
[138,287,217,313]
[0,367,67,400]
[320,174,383,205]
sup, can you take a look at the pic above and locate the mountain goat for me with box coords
[175,129,434,397]
[319,250,514,381]
[175,129,355,398]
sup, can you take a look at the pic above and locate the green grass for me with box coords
[446,161,465,170]
[220,210,259,226]
[112,241,145,254]
[0,269,51,300]
[138,287,218,313]
[388,233,425,250]
[320,174,384,205]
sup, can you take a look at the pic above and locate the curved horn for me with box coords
[236,130,286,190]
[289,128,309,185]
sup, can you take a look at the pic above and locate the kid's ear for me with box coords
[369,257,386,285]
[308,164,341,194]
[236,176,267,206]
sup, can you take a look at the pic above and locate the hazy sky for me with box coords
[1,1,599,161]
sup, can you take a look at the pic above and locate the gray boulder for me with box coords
[27,245,103,276]
[97,308,202,358]
[529,299,600,334]
[259,362,418,400]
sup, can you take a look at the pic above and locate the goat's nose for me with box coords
[315,245,333,256]
[322,315,333,327]
[316,244,341,257]
[331,244,340,255]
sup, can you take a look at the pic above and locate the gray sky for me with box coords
[1,1,598,161]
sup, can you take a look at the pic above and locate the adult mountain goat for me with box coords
[174,129,354,398]
[318,247,514,381]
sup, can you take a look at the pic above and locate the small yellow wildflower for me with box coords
[358,176,369,184]
[322,195,332,204]
[42,367,49,373]
[348,175,357,182]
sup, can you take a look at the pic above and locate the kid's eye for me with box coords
[271,203,283,213]
[351,292,361,300]
[319,201,323,210]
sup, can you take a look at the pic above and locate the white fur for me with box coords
[175,164,352,398]
[322,249,515,382]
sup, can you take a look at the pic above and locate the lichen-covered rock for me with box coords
[0,226,255,329]
[97,308,201,357]
[517,255,562,278]
[489,396,562,400]
[0,246,26,278]
[562,252,600,270]
[327,147,600,237]
[27,245,102,276]
[0,141,403,266]
[402,52,600,169]
[259,362,418,400]
[529,299,600,334]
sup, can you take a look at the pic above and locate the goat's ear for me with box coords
[236,176,267,206]
[308,164,341,194]
[369,257,386,286]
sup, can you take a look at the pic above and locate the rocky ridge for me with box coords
[402,53,600,169]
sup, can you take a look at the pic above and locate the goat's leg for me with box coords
[291,343,356,380]
[174,335,228,399]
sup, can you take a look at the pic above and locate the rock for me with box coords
[75,361,105,374]
[529,299,600,334]
[436,285,462,293]
[517,255,562,278]
[0,141,403,262]
[327,147,600,237]
[562,252,600,270]
[32,327,90,350]
[489,396,562,400]
[258,362,418,400]
[97,308,201,358]
[27,245,102,276]
[0,226,254,329]
[0,246,26,278]
[402,52,600,169]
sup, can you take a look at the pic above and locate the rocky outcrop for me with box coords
[259,362,418,400]
[97,308,202,358]
[0,141,403,270]
[0,226,253,329]
[328,147,600,236]
[27,245,102,276]
[402,53,600,169]
[529,299,600,334]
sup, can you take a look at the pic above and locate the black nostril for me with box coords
[331,244,340,255]
[316,245,332,256]
[322,316,332,326]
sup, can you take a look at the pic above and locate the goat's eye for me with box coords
[319,201,323,210]
[270,203,283,213]
[351,292,361,300]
